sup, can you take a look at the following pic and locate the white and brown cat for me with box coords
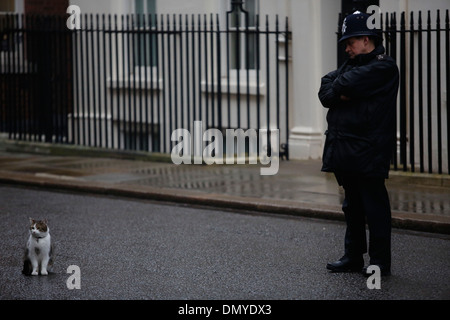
[22,218,53,276]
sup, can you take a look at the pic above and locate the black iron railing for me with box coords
[0,5,291,159]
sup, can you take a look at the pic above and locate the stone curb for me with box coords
[2,138,450,188]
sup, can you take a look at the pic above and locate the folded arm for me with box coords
[318,70,342,108]
[331,61,397,100]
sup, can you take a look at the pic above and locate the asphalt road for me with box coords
[0,184,449,300]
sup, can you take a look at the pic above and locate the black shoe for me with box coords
[361,265,391,277]
[326,255,364,273]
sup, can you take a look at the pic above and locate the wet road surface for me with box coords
[1,185,449,300]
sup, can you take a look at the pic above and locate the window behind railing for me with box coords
[228,0,258,71]
[134,0,157,68]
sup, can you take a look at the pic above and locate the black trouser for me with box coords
[335,173,391,268]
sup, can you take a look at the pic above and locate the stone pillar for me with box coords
[288,0,340,160]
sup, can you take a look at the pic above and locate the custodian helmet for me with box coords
[339,11,382,43]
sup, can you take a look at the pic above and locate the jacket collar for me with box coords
[350,45,385,65]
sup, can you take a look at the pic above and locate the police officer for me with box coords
[318,11,399,276]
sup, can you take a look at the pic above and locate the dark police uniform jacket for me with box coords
[318,45,399,181]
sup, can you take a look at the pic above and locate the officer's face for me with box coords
[344,36,371,59]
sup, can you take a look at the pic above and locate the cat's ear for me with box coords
[29,218,35,225]
[43,219,48,224]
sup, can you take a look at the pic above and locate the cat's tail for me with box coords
[22,258,32,276]
[22,248,32,276]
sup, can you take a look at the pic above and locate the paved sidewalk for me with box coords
[0,142,449,234]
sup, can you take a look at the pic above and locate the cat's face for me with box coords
[29,218,49,238]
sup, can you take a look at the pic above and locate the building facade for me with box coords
[1,0,449,173]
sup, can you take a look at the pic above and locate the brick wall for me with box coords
[25,0,69,16]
